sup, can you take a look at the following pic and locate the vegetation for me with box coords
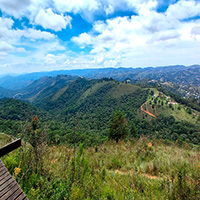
[2,133,200,199]
[0,78,200,146]
[0,75,200,199]
[108,110,129,142]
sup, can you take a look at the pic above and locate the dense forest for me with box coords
[0,77,200,146]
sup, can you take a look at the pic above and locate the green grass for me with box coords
[3,137,200,199]
[80,81,109,100]
[52,85,69,101]
[0,133,12,148]
[146,90,200,124]
[110,83,140,98]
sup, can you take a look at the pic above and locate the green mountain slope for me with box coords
[0,75,199,145]
[28,78,148,133]
[0,86,15,98]
[0,98,48,121]
[14,75,77,103]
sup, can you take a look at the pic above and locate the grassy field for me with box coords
[146,88,200,124]
[0,132,12,148]
[2,137,200,199]
[110,83,140,98]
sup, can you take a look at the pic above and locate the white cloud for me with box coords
[0,41,14,52]
[35,8,72,31]
[0,17,14,29]
[104,4,114,15]
[148,30,181,43]
[53,0,100,13]
[45,54,56,64]
[166,0,200,20]
[0,52,7,60]
[72,33,93,48]
[0,0,32,18]
[23,29,56,40]
[1,0,200,74]
[71,1,200,68]
[16,47,26,52]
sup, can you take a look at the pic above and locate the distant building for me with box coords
[168,102,178,105]
[125,79,131,84]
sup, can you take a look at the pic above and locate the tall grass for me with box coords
[2,136,200,199]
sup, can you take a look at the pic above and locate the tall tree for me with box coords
[108,110,129,143]
[130,122,138,138]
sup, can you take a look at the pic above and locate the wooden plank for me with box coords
[1,182,19,199]
[0,175,12,187]
[0,167,8,176]
[0,139,21,158]
[0,159,28,200]
[15,192,27,200]
[0,172,10,182]
[0,162,4,168]
[0,178,15,194]
[0,181,16,198]
[5,188,22,200]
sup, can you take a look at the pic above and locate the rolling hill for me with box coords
[14,77,148,133]
[0,75,199,145]
[14,75,77,103]
[0,86,15,98]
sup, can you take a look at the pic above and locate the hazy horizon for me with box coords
[0,0,200,75]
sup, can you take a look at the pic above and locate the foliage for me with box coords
[108,110,129,142]
[2,136,200,199]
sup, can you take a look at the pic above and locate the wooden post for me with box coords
[0,139,21,157]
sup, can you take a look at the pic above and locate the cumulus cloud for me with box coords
[45,54,56,64]
[23,29,56,40]
[0,0,32,18]
[71,0,200,68]
[166,0,200,20]
[35,8,72,31]
[1,0,200,74]
[72,33,93,48]
[0,17,14,29]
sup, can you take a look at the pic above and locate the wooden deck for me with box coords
[0,160,28,200]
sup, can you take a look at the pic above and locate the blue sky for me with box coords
[0,0,200,75]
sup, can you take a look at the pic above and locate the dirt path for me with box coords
[109,169,163,180]
[141,102,156,118]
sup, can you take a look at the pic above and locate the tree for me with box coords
[130,122,138,138]
[25,116,47,174]
[150,90,154,96]
[108,110,129,143]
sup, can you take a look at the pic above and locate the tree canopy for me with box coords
[108,110,129,142]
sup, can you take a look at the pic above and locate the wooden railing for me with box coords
[0,138,21,157]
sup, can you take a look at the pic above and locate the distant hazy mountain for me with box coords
[0,86,15,98]
[14,75,77,103]
[0,65,199,90]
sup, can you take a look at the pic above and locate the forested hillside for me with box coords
[0,76,199,146]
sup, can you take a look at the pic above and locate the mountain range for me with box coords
[0,65,199,91]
